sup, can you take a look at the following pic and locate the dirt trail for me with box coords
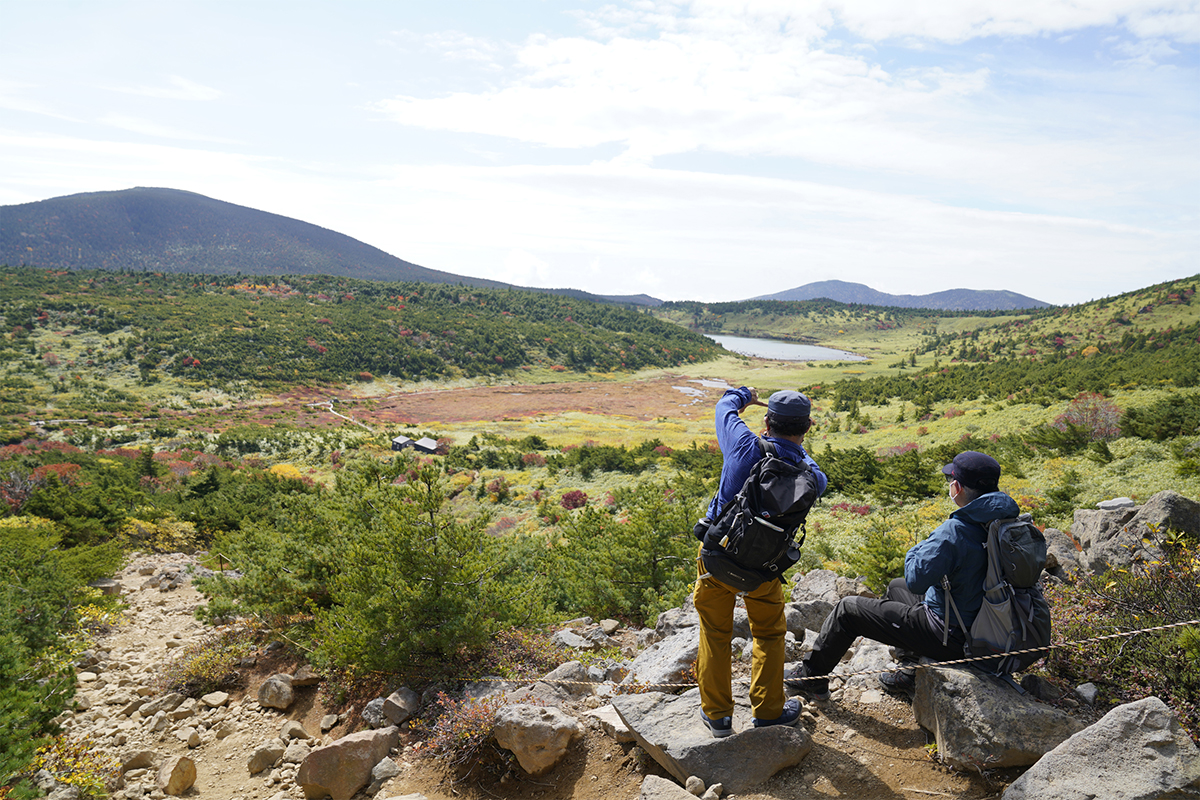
[62,553,1022,800]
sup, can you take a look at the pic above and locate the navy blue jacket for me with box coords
[905,491,1021,630]
[706,387,827,520]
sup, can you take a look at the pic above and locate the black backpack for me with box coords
[697,439,820,592]
[943,514,1053,678]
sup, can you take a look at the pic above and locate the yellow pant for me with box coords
[694,552,787,721]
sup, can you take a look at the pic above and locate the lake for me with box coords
[708,334,866,362]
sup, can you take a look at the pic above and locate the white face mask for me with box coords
[948,480,958,501]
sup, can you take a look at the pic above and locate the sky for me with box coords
[1,1,1197,306]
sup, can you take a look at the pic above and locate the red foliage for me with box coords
[31,462,81,483]
[560,490,587,509]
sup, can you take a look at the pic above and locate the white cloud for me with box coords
[109,75,223,101]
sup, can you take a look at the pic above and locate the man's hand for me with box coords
[741,386,766,411]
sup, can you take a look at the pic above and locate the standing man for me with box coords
[787,451,1021,700]
[695,386,828,737]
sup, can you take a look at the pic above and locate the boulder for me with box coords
[281,719,310,739]
[785,601,833,636]
[382,687,420,724]
[200,691,229,708]
[363,697,387,728]
[1070,492,1199,573]
[257,673,294,710]
[624,628,700,690]
[789,569,840,604]
[913,666,1084,769]
[88,578,123,596]
[1042,529,1082,576]
[292,664,322,686]
[612,690,811,793]
[654,601,700,640]
[493,705,582,776]
[120,749,157,773]
[296,725,399,800]
[1002,696,1200,800]
[833,640,892,690]
[600,618,621,635]
[155,755,196,796]
[550,629,595,650]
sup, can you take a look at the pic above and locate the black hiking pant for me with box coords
[802,578,968,678]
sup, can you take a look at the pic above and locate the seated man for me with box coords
[695,386,828,737]
[787,451,1020,699]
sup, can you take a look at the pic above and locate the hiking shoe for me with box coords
[879,667,916,697]
[753,697,801,728]
[700,712,734,738]
[784,664,831,701]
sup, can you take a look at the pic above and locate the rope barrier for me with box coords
[457,617,1200,691]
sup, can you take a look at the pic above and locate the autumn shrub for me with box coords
[560,489,587,509]
[157,626,256,697]
[425,692,511,775]
[1044,528,1200,741]
[15,735,119,799]
[1054,392,1121,440]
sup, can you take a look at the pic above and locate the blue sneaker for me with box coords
[784,664,831,701]
[753,697,801,728]
[700,711,733,738]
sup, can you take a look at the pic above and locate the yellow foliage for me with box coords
[0,514,58,533]
[122,516,202,554]
[269,463,305,480]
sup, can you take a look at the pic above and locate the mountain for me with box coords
[753,279,1049,311]
[0,187,661,307]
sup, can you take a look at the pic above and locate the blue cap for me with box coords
[767,390,811,419]
[942,451,1001,492]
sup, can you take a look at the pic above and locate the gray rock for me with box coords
[685,774,705,794]
[913,666,1085,769]
[296,726,399,800]
[363,697,387,728]
[46,783,81,800]
[1042,528,1082,576]
[257,673,294,710]
[612,691,811,793]
[247,741,287,775]
[120,749,157,773]
[541,661,593,698]
[835,575,875,598]
[366,756,401,794]
[1076,682,1099,705]
[785,600,833,636]
[493,705,582,776]
[382,687,421,724]
[789,569,840,604]
[1002,696,1200,800]
[320,714,339,732]
[1071,506,1138,571]
[640,774,695,799]
[600,618,621,635]
[834,640,891,689]
[551,629,595,650]
[654,603,700,640]
[582,626,620,649]
[624,628,700,691]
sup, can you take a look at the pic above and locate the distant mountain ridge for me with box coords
[0,187,660,307]
[754,279,1049,311]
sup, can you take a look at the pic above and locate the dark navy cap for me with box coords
[942,451,1001,492]
[767,390,811,419]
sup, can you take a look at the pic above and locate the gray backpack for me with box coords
[943,514,1053,677]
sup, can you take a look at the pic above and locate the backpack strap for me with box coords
[941,574,971,654]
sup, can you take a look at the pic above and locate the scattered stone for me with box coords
[701,783,724,800]
[320,714,339,732]
[247,741,287,775]
[550,629,595,650]
[292,664,322,686]
[685,774,705,794]
[200,691,229,708]
[283,741,311,764]
[89,578,123,596]
[600,618,621,635]
[583,704,637,743]
[623,628,699,689]
[363,697,387,728]
[120,750,157,773]
[282,720,310,739]
[1076,682,1099,705]
[541,661,593,698]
